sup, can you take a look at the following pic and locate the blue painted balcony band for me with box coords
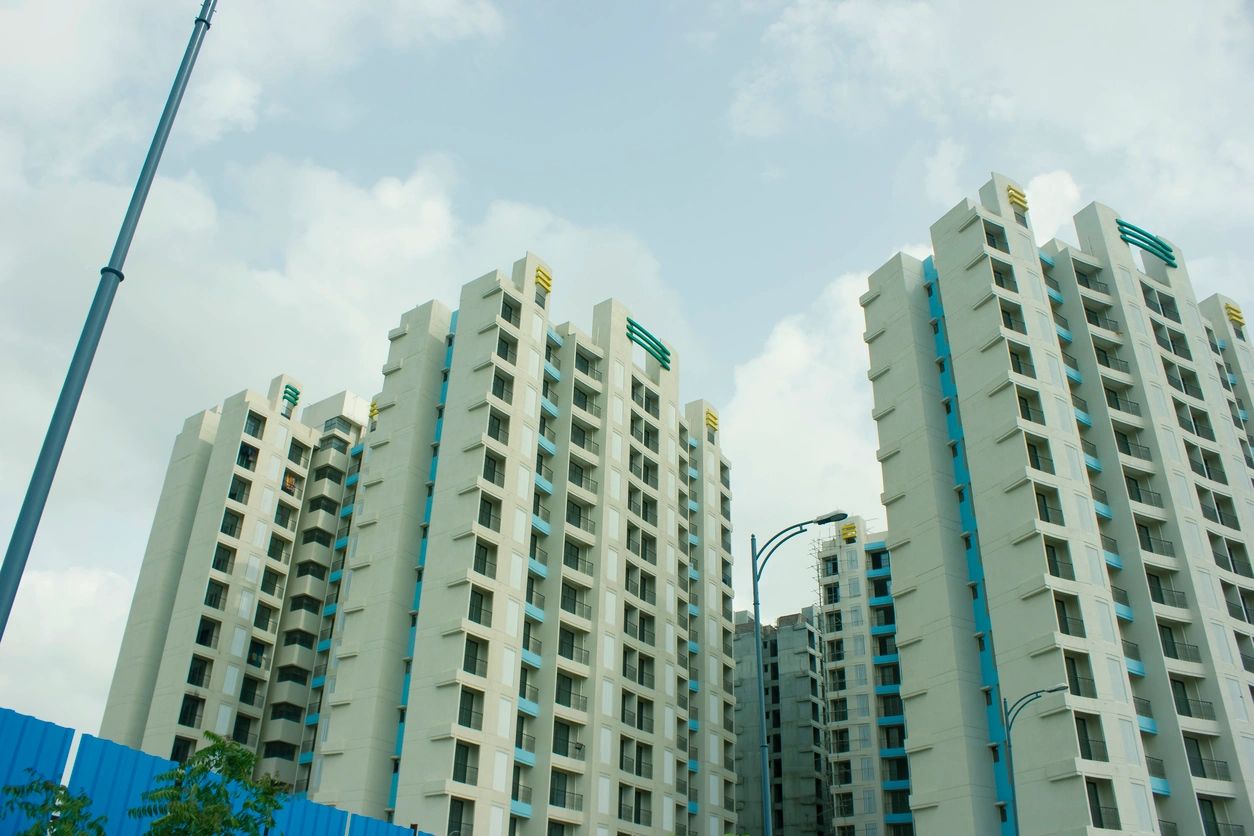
[411,580,423,610]
[350,442,364,457]
[528,557,547,579]
[537,434,557,456]
[541,397,559,418]
[428,456,439,482]
[875,683,901,696]
[687,499,699,512]
[518,697,540,718]
[546,327,564,347]
[312,675,326,689]
[688,436,699,448]
[305,712,319,726]
[1066,366,1083,384]
[524,603,545,624]
[688,759,698,773]
[1038,250,1056,268]
[873,653,899,665]
[865,541,888,551]
[543,360,561,381]
[867,565,891,579]
[924,257,1014,832]
[1227,372,1237,385]
[1137,714,1157,735]
[877,714,906,726]
[688,566,699,581]
[885,812,914,826]
[531,514,551,536]
[534,471,553,495]
[871,622,897,636]
[687,603,698,617]
[299,751,313,765]
[514,747,536,767]
[510,799,533,819]
[334,536,349,551]
[1126,657,1146,677]
[1075,407,1093,427]
[869,594,893,607]
[688,680,699,693]
[1104,549,1123,569]
[1084,453,1102,472]
[687,466,699,480]
[687,533,699,546]
[433,416,443,442]
[328,571,342,585]
[879,746,906,758]
[1114,602,1133,622]
[1150,777,1170,797]
[1095,500,1113,520]
[317,638,331,653]
[688,800,699,814]
[322,602,337,618]
[345,472,359,487]
[882,778,911,792]
[399,673,410,705]
[423,496,433,520]
[1056,325,1073,343]
[1047,285,1065,304]
[688,718,699,731]
[521,648,542,669]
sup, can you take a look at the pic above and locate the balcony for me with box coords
[1175,696,1216,721]
[549,789,584,811]
[1106,393,1142,416]
[1140,535,1175,557]
[1091,806,1121,830]
[1150,586,1187,608]
[1189,757,1231,781]
[1201,503,1241,530]
[1038,503,1065,525]
[1068,676,1097,698]
[1127,486,1164,508]
[1162,640,1202,663]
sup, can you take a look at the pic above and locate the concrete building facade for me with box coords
[733,607,831,835]
[862,174,1254,835]
[103,255,739,836]
[101,376,371,792]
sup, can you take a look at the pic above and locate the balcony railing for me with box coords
[1133,697,1153,718]
[1127,486,1164,507]
[1057,615,1086,637]
[556,691,588,712]
[1150,587,1187,608]
[1175,696,1216,720]
[549,789,584,811]
[1117,438,1152,459]
[560,597,592,619]
[1162,640,1202,663]
[1140,535,1175,557]
[1122,640,1141,660]
[1091,806,1121,830]
[1069,676,1097,698]
[1038,503,1065,524]
[457,706,483,729]
[1047,554,1075,580]
[1189,757,1231,781]
[1106,394,1142,416]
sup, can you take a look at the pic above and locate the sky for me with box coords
[1,0,1252,735]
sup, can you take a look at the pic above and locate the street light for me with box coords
[750,510,847,836]
[1002,682,1068,835]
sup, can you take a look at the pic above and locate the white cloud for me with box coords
[1026,169,1084,246]
[924,138,965,206]
[0,568,132,734]
[0,0,504,159]
[730,0,1254,226]
[720,272,882,620]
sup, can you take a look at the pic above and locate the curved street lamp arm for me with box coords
[756,525,810,580]
[757,521,810,559]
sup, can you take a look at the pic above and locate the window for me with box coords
[236,442,259,471]
[313,464,344,484]
[267,533,292,563]
[321,435,348,454]
[270,702,303,722]
[323,415,352,434]
[302,528,333,547]
[227,475,251,504]
[274,502,297,531]
[211,543,235,574]
[170,737,196,764]
[288,440,310,467]
[204,580,227,610]
[194,617,220,649]
[276,666,308,685]
[177,694,204,728]
[187,656,211,688]
[284,630,315,649]
[220,509,243,538]
[262,741,297,761]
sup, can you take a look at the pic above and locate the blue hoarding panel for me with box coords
[349,812,414,836]
[0,707,74,833]
[273,794,349,835]
[68,734,175,835]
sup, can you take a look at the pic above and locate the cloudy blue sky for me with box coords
[1,0,1252,733]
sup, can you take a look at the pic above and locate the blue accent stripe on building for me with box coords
[924,256,1014,833]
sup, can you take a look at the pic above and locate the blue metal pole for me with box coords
[750,534,773,836]
[0,0,218,642]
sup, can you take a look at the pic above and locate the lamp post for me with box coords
[0,1,218,642]
[750,510,848,836]
[1002,682,1068,835]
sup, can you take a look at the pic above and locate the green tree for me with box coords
[130,732,284,835]
[1,773,108,836]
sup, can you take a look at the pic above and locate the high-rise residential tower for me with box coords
[816,518,912,836]
[101,376,371,790]
[102,255,739,836]
[863,174,1254,835]
[732,606,831,835]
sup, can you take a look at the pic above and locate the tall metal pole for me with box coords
[750,534,773,836]
[0,0,218,642]
[1002,696,1020,836]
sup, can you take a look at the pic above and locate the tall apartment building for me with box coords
[862,173,1254,835]
[102,254,739,836]
[816,518,912,836]
[101,376,371,791]
[732,607,831,835]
